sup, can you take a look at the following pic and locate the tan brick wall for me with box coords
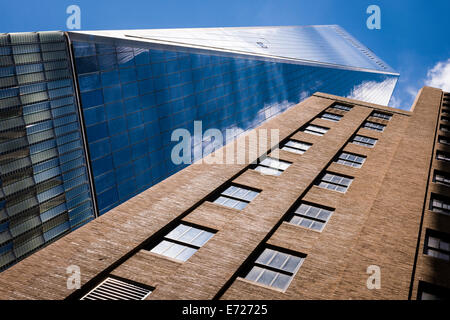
[0,88,446,300]
[410,89,450,299]
[222,98,413,300]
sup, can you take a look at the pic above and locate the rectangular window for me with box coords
[316,172,353,193]
[212,185,260,210]
[288,203,334,232]
[81,277,152,300]
[253,157,291,176]
[418,281,450,300]
[430,195,450,215]
[335,152,366,168]
[302,125,328,136]
[441,116,450,123]
[244,247,305,291]
[351,135,377,148]
[434,171,450,187]
[371,111,392,121]
[281,140,312,155]
[363,121,385,132]
[331,103,352,112]
[320,112,342,122]
[438,136,450,146]
[437,151,450,162]
[149,223,215,262]
[424,229,450,262]
[440,124,450,133]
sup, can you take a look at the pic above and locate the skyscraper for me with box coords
[0,25,398,271]
[0,86,448,300]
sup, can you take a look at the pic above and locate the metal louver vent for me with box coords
[81,277,152,300]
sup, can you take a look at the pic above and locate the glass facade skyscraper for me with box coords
[0,32,94,271]
[0,25,399,271]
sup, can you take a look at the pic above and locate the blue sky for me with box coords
[1,0,449,110]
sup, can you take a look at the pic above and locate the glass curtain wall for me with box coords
[0,32,94,271]
[71,35,397,215]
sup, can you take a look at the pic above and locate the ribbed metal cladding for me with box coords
[81,277,152,300]
[0,31,95,271]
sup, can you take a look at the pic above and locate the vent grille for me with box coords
[81,277,152,300]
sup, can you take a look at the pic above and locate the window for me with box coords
[244,247,305,291]
[441,116,450,123]
[331,104,352,112]
[212,185,260,210]
[335,152,366,168]
[316,172,353,193]
[430,195,450,215]
[440,124,450,133]
[149,223,215,262]
[288,203,334,231]
[81,277,152,300]
[434,171,450,187]
[362,121,385,132]
[253,157,291,176]
[437,151,450,162]
[371,111,392,121]
[351,135,377,148]
[439,136,450,146]
[302,125,328,136]
[320,112,342,122]
[424,229,450,262]
[418,281,450,300]
[281,140,312,155]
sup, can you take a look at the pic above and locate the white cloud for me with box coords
[406,86,419,98]
[388,94,403,109]
[298,90,310,102]
[347,77,397,106]
[425,58,450,91]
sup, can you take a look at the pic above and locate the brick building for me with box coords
[0,86,448,300]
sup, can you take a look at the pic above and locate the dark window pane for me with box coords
[81,89,103,109]
[78,73,101,92]
[75,56,99,74]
